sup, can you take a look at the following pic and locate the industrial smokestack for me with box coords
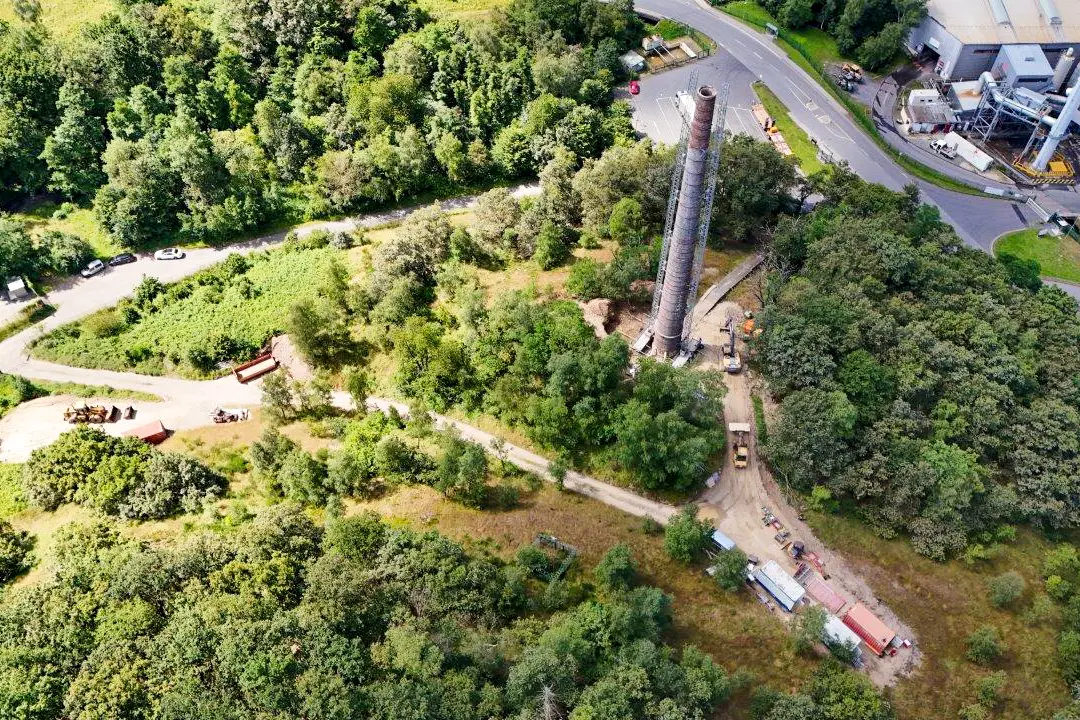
[654,86,717,358]
[1034,79,1080,170]
[1053,48,1075,92]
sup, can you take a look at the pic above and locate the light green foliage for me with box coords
[712,548,749,592]
[792,605,827,655]
[987,571,1025,609]
[33,248,339,377]
[435,434,488,508]
[663,506,712,564]
[0,464,26,519]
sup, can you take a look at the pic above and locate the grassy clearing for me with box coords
[752,82,825,174]
[650,18,716,55]
[31,246,341,378]
[417,0,507,18]
[995,228,1080,285]
[0,0,112,38]
[0,300,56,343]
[6,201,119,258]
[809,511,1070,720]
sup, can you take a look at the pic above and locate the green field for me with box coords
[752,82,825,174]
[0,0,112,38]
[6,201,120,258]
[31,246,341,378]
[996,228,1080,285]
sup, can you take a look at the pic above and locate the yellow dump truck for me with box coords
[729,422,751,469]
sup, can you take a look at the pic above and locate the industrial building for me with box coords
[842,603,896,656]
[753,560,805,612]
[908,0,1080,82]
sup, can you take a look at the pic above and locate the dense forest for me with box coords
[761,169,1080,560]
[0,506,892,720]
[0,0,641,278]
[721,0,927,69]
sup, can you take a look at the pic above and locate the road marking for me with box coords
[786,79,812,106]
[752,51,763,60]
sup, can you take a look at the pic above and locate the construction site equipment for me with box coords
[709,529,737,552]
[774,530,791,545]
[842,603,896,656]
[842,63,863,80]
[63,401,117,424]
[211,407,250,423]
[806,577,846,613]
[729,422,750,468]
[123,420,168,444]
[790,540,806,558]
[233,352,279,383]
[122,406,135,419]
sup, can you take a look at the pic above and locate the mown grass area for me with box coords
[0,0,112,38]
[809,510,1071,720]
[31,246,341,378]
[995,228,1080,285]
[752,82,825,175]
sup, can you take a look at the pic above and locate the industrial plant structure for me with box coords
[634,83,728,364]
[908,0,1080,82]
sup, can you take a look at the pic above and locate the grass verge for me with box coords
[751,395,768,446]
[716,2,993,197]
[995,228,1080,285]
[0,300,56,343]
[752,82,826,174]
[0,464,26,519]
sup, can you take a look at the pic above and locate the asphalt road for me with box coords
[632,0,1080,300]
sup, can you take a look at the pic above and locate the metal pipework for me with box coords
[1034,80,1080,170]
[654,85,717,358]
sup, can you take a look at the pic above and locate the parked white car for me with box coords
[79,259,106,278]
[154,247,185,260]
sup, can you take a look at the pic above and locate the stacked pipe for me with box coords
[654,86,717,358]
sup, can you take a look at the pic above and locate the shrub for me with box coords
[83,309,126,338]
[0,520,33,583]
[966,625,1006,665]
[987,571,1025,608]
[516,544,550,578]
[435,435,488,507]
[120,452,226,520]
[712,548,749,592]
[663,506,711,564]
[594,543,636,592]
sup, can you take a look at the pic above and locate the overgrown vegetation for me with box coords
[761,168,1080,560]
[0,508,752,720]
[0,299,55,343]
[32,245,342,376]
[22,425,225,520]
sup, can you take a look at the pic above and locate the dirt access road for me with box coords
[693,301,919,688]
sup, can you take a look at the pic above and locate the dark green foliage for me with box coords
[21,426,223,519]
[0,507,733,720]
[763,173,1080,558]
[664,506,712,564]
[987,570,1025,608]
[998,252,1043,292]
[712,133,801,242]
[712,548,749,592]
[0,520,33,583]
[594,542,636,592]
[434,435,488,508]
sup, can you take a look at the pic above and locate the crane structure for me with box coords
[634,81,729,366]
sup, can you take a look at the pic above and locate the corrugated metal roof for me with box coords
[753,560,805,611]
[927,0,1080,44]
[806,578,846,613]
[824,615,863,650]
[843,603,896,654]
[710,530,736,551]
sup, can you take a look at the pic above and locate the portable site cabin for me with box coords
[753,560,805,612]
[842,602,896,656]
[805,577,846,614]
[5,277,28,301]
[709,530,736,552]
[823,615,864,661]
[123,420,168,445]
[620,51,646,73]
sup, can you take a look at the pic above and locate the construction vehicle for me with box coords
[63,401,117,424]
[729,422,751,469]
[722,317,742,373]
[842,63,863,81]
[211,407,250,423]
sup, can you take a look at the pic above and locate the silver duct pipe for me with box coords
[1040,0,1063,26]
[980,72,1056,126]
[1034,82,1080,169]
[654,86,717,359]
[989,0,1011,25]
[1054,48,1076,92]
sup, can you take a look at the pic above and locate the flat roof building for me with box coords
[753,560,805,612]
[806,577,846,614]
[908,0,1080,82]
[824,614,864,659]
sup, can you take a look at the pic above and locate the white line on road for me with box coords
[752,51,763,59]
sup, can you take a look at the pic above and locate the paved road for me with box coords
[633,0,1080,300]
